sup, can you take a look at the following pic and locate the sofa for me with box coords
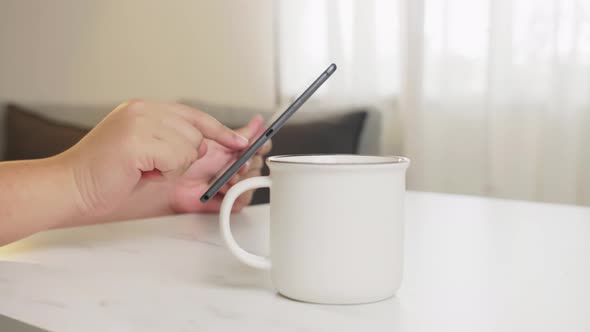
[1,101,382,204]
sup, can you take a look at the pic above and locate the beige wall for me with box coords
[0,0,276,151]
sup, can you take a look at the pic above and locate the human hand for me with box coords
[63,100,250,217]
[171,114,272,213]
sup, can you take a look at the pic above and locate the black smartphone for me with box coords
[200,63,337,203]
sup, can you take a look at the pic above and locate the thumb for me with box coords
[172,182,233,213]
[171,182,208,213]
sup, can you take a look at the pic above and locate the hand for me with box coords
[0,100,269,245]
[63,100,250,217]
[171,114,272,213]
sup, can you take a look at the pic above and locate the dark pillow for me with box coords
[250,111,367,204]
[4,104,88,161]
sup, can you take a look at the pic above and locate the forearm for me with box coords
[0,155,83,245]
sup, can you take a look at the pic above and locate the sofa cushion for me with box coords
[4,104,88,161]
[181,99,382,155]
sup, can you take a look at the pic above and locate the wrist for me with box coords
[13,153,89,230]
[50,150,95,226]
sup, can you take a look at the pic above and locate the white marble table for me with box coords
[1,191,589,332]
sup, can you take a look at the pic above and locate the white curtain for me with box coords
[277,0,590,206]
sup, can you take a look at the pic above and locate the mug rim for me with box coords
[267,154,410,166]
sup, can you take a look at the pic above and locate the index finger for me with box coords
[164,103,249,149]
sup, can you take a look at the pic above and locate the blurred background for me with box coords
[1,0,590,206]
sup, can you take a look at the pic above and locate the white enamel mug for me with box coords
[219,155,410,304]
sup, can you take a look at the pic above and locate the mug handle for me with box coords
[219,176,272,270]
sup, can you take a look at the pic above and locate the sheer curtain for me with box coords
[277,0,399,105]
[277,0,590,205]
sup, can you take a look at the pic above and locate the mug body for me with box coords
[267,155,409,304]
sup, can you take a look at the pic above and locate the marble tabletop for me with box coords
[1,191,589,332]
